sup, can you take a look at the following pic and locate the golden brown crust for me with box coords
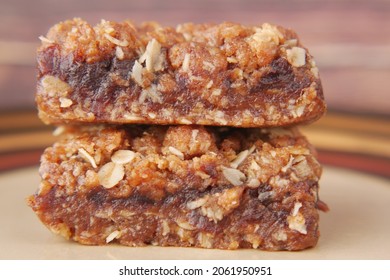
[29,125,324,250]
[36,18,325,127]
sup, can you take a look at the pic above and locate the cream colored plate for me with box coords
[1,166,389,260]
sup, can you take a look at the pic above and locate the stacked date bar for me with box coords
[29,18,328,250]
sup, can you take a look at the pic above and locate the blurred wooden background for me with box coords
[0,0,389,176]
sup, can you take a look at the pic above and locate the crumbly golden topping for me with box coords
[37,125,321,201]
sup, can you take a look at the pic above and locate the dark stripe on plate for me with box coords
[0,149,42,172]
[318,150,390,179]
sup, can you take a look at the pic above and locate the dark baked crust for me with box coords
[28,125,325,250]
[36,18,325,127]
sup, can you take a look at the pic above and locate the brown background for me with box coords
[0,0,389,176]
